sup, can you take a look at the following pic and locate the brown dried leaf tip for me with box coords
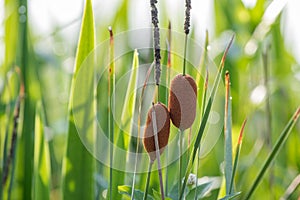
[168,74,197,131]
[143,103,170,162]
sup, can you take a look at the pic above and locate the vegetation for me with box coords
[0,0,299,199]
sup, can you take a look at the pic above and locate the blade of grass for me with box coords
[195,31,209,200]
[194,70,208,200]
[280,174,300,200]
[131,63,154,200]
[229,118,247,194]
[118,49,139,199]
[245,107,300,199]
[15,0,40,198]
[62,0,95,199]
[33,102,51,200]
[224,71,233,195]
[165,21,171,196]
[107,26,118,200]
[179,35,234,199]
[2,0,18,75]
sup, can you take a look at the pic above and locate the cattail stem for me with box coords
[151,103,165,199]
[143,162,153,200]
[182,0,191,75]
[179,129,184,194]
[182,34,188,76]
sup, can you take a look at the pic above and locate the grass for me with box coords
[1,0,300,200]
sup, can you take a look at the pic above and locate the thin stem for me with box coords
[108,26,115,200]
[131,138,140,200]
[143,162,153,200]
[194,150,200,200]
[151,103,165,199]
[179,129,184,194]
[165,22,171,195]
[182,34,188,76]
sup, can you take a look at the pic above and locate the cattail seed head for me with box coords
[184,0,192,35]
[168,74,197,130]
[143,102,170,162]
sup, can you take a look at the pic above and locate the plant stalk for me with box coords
[108,26,115,200]
[143,162,153,200]
[179,129,184,195]
[151,103,165,199]
[183,34,188,76]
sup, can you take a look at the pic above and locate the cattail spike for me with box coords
[184,0,192,35]
[150,0,161,85]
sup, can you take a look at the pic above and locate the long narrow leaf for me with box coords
[224,71,233,195]
[229,118,247,195]
[33,102,51,200]
[245,107,300,199]
[62,0,96,199]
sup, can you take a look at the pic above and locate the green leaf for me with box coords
[179,35,235,199]
[229,119,247,195]
[245,107,300,199]
[62,0,96,199]
[152,189,172,200]
[219,191,242,200]
[118,185,154,200]
[224,72,233,195]
[1,0,18,75]
[185,182,212,200]
[33,102,51,200]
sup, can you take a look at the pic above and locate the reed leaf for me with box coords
[224,71,233,195]
[245,107,300,199]
[62,0,96,199]
[33,102,51,200]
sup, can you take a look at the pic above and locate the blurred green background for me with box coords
[0,0,300,199]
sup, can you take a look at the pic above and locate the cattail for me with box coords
[143,102,170,162]
[184,0,192,35]
[168,74,197,130]
[150,0,161,86]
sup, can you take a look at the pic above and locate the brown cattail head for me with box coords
[143,102,170,162]
[168,74,197,130]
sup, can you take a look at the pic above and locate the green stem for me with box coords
[143,162,153,200]
[179,130,184,194]
[108,27,115,200]
[182,34,188,76]
[151,103,165,199]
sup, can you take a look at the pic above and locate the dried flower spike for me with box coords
[143,102,170,162]
[168,74,197,130]
[150,0,161,85]
[184,0,192,35]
